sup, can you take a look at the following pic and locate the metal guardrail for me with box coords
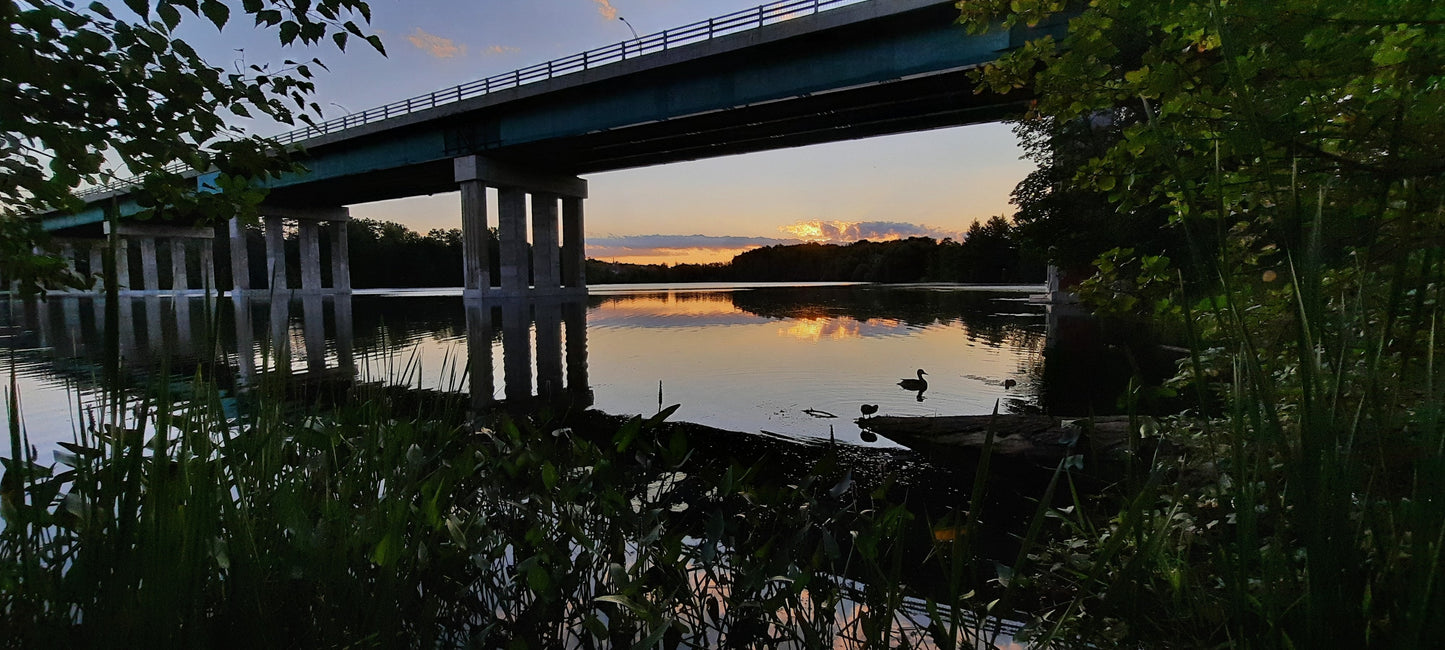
[75,0,868,199]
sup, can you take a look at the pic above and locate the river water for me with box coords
[1,283,1117,454]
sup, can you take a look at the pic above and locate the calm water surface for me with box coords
[1,283,1066,452]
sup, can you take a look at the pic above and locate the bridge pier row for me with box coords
[454,156,588,298]
[228,206,351,297]
[99,223,216,295]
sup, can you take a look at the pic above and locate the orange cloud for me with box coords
[407,27,465,59]
[593,0,618,20]
[484,44,520,55]
[780,220,965,243]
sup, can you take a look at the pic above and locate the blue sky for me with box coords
[182,0,1035,263]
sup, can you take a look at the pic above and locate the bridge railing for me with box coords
[275,0,866,144]
[75,0,867,199]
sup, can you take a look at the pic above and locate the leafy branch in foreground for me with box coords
[1,0,384,294]
[961,0,1445,647]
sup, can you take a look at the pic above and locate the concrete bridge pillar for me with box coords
[138,237,160,293]
[231,206,350,297]
[265,215,288,291]
[298,220,323,293]
[58,242,78,288]
[454,155,588,298]
[114,239,131,291]
[562,197,586,289]
[498,188,528,295]
[459,179,491,294]
[102,223,216,295]
[532,193,561,292]
[170,239,188,294]
[229,218,251,293]
[88,244,104,291]
[330,222,351,293]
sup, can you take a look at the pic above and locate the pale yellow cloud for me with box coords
[593,0,618,20]
[407,27,465,59]
[484,44,520,55]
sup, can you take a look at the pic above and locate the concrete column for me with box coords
[531,193,561,292]
[114,239,131,292]
[562,196,586,290]
[535,299,564,397]
[501,300,532,401]
[58,242,77,291]
[170,239,189,293]
[199,241,215,293]
[465,301,495,412]
[265,216,287,291]
[228,218,250,293]
[138,237,159,294]
[329,221,351,292]
[497,188,528,296]
[455,156,585,296]
[299,220,322,293]
[89,245,104,291]
[459,179,491,295]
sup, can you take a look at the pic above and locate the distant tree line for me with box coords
[589,216,1044,285]
[213,216,1042,289]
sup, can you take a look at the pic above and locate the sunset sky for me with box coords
[183,0,1036,264]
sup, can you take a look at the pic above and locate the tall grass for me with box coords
[1,300,1044,648]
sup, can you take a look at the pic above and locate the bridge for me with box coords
[34,0,1063,298]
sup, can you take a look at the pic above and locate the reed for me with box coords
[1,329,1035,648]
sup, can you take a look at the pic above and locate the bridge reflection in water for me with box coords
[2,291,1044,646]
[4,292,592,416]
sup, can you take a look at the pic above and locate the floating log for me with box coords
[857,414,1140,467]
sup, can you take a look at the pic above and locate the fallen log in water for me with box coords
[856,414,1141,468]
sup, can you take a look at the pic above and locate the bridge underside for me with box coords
[38,0,1056,298]
[263,68,1026,207]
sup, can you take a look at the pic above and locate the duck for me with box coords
[860,404,879,417]
[898,369,928,391]
[1002,379,1017,390]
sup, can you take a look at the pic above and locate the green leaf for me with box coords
[157,3,180,30]
[124,0,150,18]
[279,21,299,45]
[596,594,647,613]
[200,0,229,29]
[332,31,347,51]
[365,34,385,56]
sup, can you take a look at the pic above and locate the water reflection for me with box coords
[0,285,1142,451]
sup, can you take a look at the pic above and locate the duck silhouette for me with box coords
[898,369,928,391]
[860,404,879,417]
[1003,379,1017,390]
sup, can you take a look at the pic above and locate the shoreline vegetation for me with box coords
[5,0,1445,647]
[198,215,1042,290]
